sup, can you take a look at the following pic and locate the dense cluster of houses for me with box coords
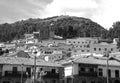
[0,30,120,83]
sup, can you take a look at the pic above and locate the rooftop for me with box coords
[66,37,99,40]
[62,55,120,67]
[0,56,62,67]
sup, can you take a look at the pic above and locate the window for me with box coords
[111,48,113,51]
[115,80,120,83]
[74,50,77,52]
[98,68,103,76]
[68,48,71,51]
[94,48,96,51]
[89,41,91,43]
[40,68,43,71]
[82,80,86,83]
[52,80,56,83]
[89,68,94,72]
[13,67,17,73]
[99,48,101,51]
[67,78,71,83]
[52,69,56,73]
[26,67,31,75]
[3,81,10,83]
[105,48,107,51]
[81,50,84,52]
[94,41,96,43]
[115,70,119,78]
[87,50,89,52]
[81,67,85,72]
[62,80,64,83]
[108,69,111,77]
[86,45,90,48]
[91,81,95,83]
[97,81,102,83]
[16,82,20,83]
[58,56,61,58]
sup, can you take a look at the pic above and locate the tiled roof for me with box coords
[0,56,62,67]
[62,56,120,67]
[12,50,30,58]
[66,37,98,40]
[75,57,120,66]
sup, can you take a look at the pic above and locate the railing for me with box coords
[0,72,2,77]
[79,71,97,77]
[4,71,30,77]
[43,72,59,79]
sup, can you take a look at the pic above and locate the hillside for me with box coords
[0,15,108,42]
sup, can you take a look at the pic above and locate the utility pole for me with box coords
[106,56,109,83]
[34,55,36,83]
[71,61,74,83]
[32,47,40,83]
[33,50,37,83]
[21,64,23,83]
[105,51,110,83]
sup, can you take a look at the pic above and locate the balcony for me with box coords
[4,71,30,78]
[0,72,2,77]
[79,71,97,77]
[43,71,59,79]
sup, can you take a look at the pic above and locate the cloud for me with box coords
[44,0,99,17]
[0,0,52,23]
[92,0,120,29]
[0,0,120,29]
[44,0,120,29]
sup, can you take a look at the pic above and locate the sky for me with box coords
[0,0,120,29]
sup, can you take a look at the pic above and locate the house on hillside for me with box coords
[35,23,55,41]
[67,37,120,56]
[9,50,30,58]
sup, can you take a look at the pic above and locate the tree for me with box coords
[0,16,106,42]
[111,21,120,48]
[112,22,120,38]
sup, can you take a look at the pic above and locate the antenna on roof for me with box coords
[63,11,67,16]
[64,11,66,15]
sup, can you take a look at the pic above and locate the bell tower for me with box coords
[49,23,55,39]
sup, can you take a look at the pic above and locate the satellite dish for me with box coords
[44,56,49,61]
[48,44,53,47]
[36,51,41,57]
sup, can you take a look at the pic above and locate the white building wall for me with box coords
[90,43,119,55]
[39,40,66,46]
[64,65,72,77]
[66,38,119,55]
[98,65,120,78]
[64,63,79,77]
[73,63,79,75]
[66,38,98,45]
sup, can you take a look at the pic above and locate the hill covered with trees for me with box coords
[0,15,109,42]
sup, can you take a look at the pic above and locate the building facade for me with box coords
[62,56,120,83]
[0,56,64,83]
[67,37,119,56]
